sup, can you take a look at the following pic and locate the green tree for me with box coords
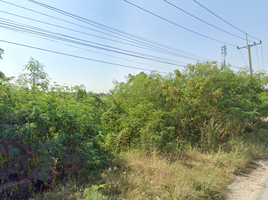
[17,57,50,90]
[0,72,5,82]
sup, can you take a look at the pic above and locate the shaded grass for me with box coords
[31,124,268,200]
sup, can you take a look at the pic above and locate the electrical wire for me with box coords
[0,1,175,54]
[8,25,178,71]
[1,24,241,71]
[230,65,241,69]
[163,0,249,42]
[0,0,211,62]
[239,49,247,66]
[0,11,192,58]
[261,43,265,70]
[123,0,237,47]
[26,0,244,71]
[28,0,213,61]
[0,1,173,55]
[0,1,243,73]
[0,17,202,62]
[0,27,186,69]
[44,39,179,71]
[0,39,171,74]
[193,0,261,41]
[0,12,209,62]
[255,45,261,70]
[1,28,240,72]
[0,21,188,67]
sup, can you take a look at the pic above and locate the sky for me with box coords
[0,0,267,93]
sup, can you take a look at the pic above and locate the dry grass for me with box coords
[32,148,258,200]
[101,148,250,200]
[31,127,268,200]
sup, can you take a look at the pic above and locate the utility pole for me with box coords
[237,33,262,75]
[221,45,227,67]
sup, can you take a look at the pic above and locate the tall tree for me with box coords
[17,57,50,90]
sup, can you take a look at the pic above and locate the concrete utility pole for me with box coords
[237,33,262,75]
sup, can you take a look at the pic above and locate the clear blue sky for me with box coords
[0,0,267,93]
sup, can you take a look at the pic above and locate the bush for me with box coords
[0,120,113,199]
[0,62,114,199]
[102,63,268,151]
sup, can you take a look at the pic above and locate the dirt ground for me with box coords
[224,158,268,200]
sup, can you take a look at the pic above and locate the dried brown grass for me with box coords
[31,127,268,200]
[34,147,255,200]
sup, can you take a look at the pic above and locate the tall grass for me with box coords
[32,123,268,200]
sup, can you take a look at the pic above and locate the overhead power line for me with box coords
[0,12,210,62]
[255,45,261,70]
[27,0,243,71]
[193,0,260,41]
[35,36,180,71]
[163,0,250,42]
[261,43,265,70]
[237,34,262,75]
[0,23,177,71]
[0,1,176,54]
[45,38,180,71]
[0,1,242,72]
[0,0,211,62]
[0,39,171,74]
[230,65,241,69]
[0,20,188,67]
[239,49,247,66]
[0,11,191,58]
[27,0,211,61]
[0,17,202,62]
[123,0,237,47]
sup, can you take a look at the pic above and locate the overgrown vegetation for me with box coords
[1,56,268,199]
[0,58,114,199]
[103,62,268,152]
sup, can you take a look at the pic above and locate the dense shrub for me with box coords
[0,58,114,199]
[0,121,113,199]
[1,57,268,199]
[102,63,268,151]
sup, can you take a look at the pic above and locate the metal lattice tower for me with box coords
[221,45,227,67]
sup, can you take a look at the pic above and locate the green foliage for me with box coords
[0,58,113,199]
[83,184,106,200]
[16,57,50,90]
[0,120,112,199]
[0,71,5,81]
[102,62,268,152]
[1,57,268,199]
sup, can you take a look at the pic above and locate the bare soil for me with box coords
[224,158,268,200]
